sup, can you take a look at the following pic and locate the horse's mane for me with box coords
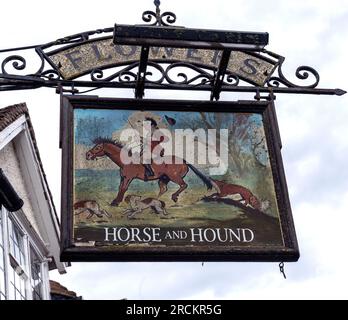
[93,137,124,148]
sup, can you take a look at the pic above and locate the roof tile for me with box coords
[50,280,79,298]
[0,103,28,132]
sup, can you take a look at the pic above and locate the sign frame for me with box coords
[60,95,299,262]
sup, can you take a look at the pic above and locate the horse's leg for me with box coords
[111,176,133,206]
[158,179,168,197]
[170,177,188,203]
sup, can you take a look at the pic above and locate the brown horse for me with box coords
[85,137,218,206]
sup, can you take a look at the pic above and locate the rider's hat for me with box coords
[145,117,158,128]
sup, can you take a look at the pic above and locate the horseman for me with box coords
[86,114,217,206]
[141,117,168,181]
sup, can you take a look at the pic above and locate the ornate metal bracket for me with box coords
[0,1,345,98]
[142,0,177,26]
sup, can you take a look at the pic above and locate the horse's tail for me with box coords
[187,164,220,192]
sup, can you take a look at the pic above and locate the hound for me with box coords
[123,195,168,219]
[74,200,111,219]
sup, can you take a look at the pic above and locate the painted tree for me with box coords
[174,111,270,179]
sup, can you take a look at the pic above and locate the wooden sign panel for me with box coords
[60,96,299,262]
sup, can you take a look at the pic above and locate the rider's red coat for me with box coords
[151,135,165,151]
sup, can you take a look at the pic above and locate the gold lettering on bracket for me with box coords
[48,38,276,85]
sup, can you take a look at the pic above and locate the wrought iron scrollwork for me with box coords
[90,62,165,84]
[1,55,27,74]
[91,63,138,83]
[144,62,166,84]
[142,11,159,26]
[164,62,213,85]
[159,12,177,26]
[0,1,345,96]
[88,61,225,88]
[267,59,320,89]
[223,73,240,87]
[1,52,49,79]
[90,61,214,87]
[142,0,177,26]
[40,69,61,80]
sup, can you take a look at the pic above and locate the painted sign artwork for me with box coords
[61,97,299,262]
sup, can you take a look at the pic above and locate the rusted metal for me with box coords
[113,24,269,50]
[135,46,150,99]
[1,77,345,97]
[210,49,231,101]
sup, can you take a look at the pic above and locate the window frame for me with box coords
[0,206,50,300]
[0,209,7,300]
[29,243,50,300]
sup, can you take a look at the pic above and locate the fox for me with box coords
[74,200,111,219]
[208,180,269,211]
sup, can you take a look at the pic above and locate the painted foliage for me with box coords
[72,106,284,248]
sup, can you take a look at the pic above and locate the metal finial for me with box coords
[154,0,161,20]
[142,0,176,26]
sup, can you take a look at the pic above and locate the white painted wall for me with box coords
[0,140,41,237]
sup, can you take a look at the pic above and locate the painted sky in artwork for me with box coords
[74,108,263,145]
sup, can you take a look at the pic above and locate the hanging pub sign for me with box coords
[60,96,299,262]
[0,0,345,265]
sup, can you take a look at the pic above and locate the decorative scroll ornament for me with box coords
[1,55,27,74]
[40,69,61,80]
[90,62,165,84]
[85,61,240,90]
[90,63,138,83]
[164,62,214,85]
[142,0,177,26]
[0,2,345,96]
[223,74,240,87]
[266,57,320,89]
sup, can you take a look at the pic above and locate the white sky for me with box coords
[1,0,348,299]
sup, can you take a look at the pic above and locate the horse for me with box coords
[85,137,219,206]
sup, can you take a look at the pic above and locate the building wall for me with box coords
[0,140,41,236]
